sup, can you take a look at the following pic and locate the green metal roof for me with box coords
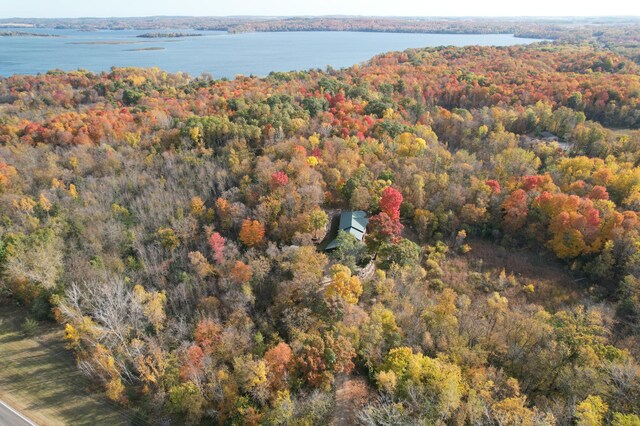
[325,211,368,250]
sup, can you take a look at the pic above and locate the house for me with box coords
[324,210,369,251]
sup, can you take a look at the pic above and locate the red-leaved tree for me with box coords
[367,212,404,251]
[208,232,225,264]
[271,171,289,187]
[379,187,403,220]
[502,189,528,232]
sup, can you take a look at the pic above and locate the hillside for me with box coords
[0,40,639,424]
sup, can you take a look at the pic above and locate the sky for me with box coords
[0,0,638,18]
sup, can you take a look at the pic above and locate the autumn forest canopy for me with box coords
[1,20,640,425]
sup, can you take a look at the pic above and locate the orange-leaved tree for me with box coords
[239,219,265,247]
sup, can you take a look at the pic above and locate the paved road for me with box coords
[0,400,37,426]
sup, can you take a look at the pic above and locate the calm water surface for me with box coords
[0,29,543,77]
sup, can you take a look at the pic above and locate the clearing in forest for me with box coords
[0,306,133,426]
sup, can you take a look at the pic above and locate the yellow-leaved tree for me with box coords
[325,264,362,304]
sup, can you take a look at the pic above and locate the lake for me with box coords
[0,29,544,78]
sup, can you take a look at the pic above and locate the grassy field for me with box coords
[0,305,134,426]
[444,238,583,312]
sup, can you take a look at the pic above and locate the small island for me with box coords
[67,41,140,45]
[137,32,203,38]
[0,31,60,37]
[125,47,166,51]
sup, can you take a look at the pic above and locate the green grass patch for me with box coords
[0,305,134,426]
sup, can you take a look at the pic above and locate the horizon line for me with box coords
[1,14,640,20]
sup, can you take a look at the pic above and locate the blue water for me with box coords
[0,28,543,78]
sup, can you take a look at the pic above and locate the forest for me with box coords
[1,29,640,425]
